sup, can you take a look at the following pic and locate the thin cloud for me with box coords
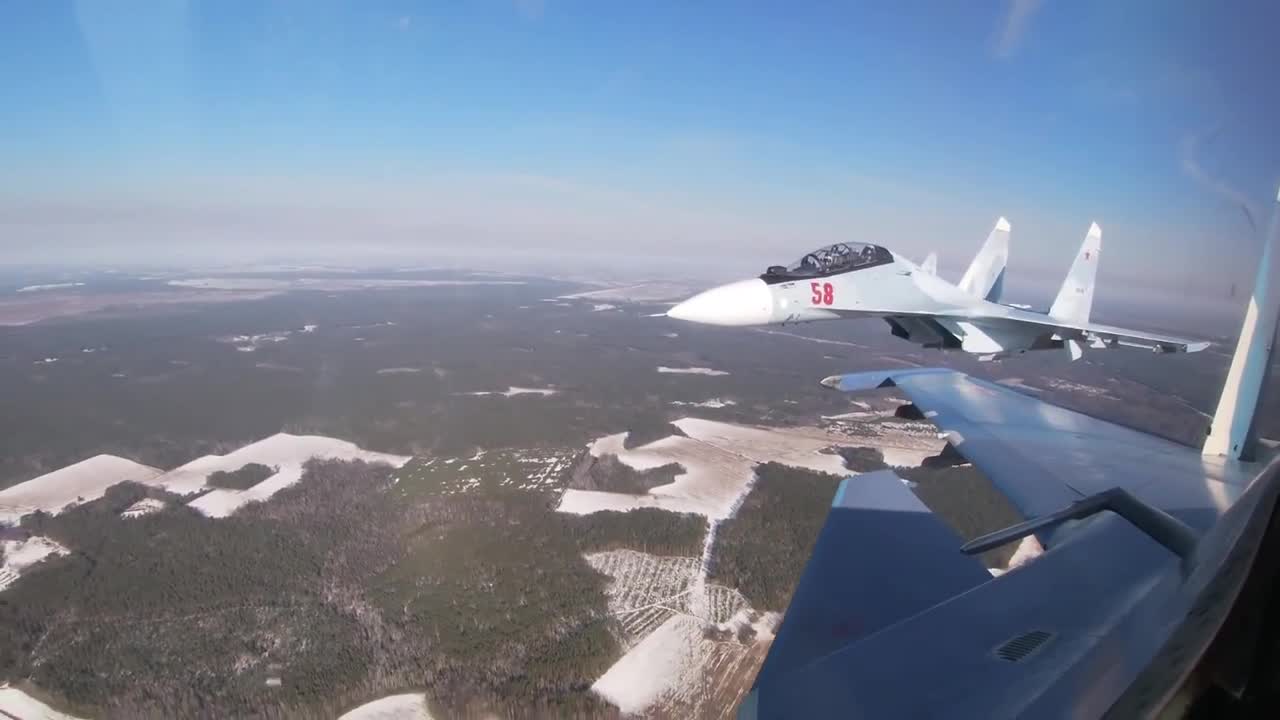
[397,16,411,30]
[993,0,1043,59]
[1179,128,1261,229]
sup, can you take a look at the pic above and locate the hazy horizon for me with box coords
[4,1,1279,299]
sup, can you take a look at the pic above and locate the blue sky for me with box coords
[2,1,1279,296]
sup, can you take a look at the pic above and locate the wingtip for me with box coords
[1187,341,1210,353]
[1088,221,1102,238]
[995,216,1011,232]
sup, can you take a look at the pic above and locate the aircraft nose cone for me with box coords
[667,279,773,326]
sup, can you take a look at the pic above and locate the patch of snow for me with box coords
[300,324,318,333]
[657,366,729,376]
[591,303,618,312]
[1044,378,1110,398]
[671,398,736,409]
[562,419,852,520]
[714,608,781,642]
[151,434,410,508]
[338,693,434,720]
[16,282,85,293]
[1006,535,1044,570]
[460,386,557,397]
[235,346,256,353]
[120,498,166,518]
[0,684,86,719]
[34,357,58,364]
[591,614,713,715]
[377,367,422,375]
[0,456,162,524]
[0,536,69,591]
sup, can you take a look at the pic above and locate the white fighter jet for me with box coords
[667,219,1207,360]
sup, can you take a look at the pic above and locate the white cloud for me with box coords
[993,0,1043,59]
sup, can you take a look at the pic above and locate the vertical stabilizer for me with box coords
[1204,187,1280,461]
[921,252,938,275]
[959,217,1010,302]
[1048,222,1101,324]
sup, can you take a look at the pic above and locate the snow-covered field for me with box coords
[337,693,434,720]
[15,282,85,293]
[0,536,69,592]
[558,418,863,520]
[147,434,410,517]
[0,684,85,719]
[1045,378,1112,398]
[657,366,730,376]
[459,386,558,397]
[670,398,736,408]
[120,498,166,518]
[0,455,162,524]
[376,367,422,375]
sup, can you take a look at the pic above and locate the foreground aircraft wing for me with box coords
[820,368,1250,529]
[743,368,1276,719]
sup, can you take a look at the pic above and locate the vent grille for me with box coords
[994,630,1054,662]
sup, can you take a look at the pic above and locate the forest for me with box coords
[709,462,843,611]
[207,462,277,490]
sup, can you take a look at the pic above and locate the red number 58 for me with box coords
[810,282,834,305]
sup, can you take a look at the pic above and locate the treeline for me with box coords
[207,462,276,490]
[564,508,706,557]
[709,462,842,611]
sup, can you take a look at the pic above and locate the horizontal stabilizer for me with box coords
[753,470,990,690]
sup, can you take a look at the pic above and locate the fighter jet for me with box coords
[667,219,1207,360]
[737,187,1280,718]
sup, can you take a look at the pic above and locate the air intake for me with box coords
[994,630,1054,663]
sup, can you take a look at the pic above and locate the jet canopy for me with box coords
[764,243,893,281]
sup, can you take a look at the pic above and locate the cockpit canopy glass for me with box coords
[766,243,892,279]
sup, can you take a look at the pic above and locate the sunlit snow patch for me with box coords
[0,456,162,524]
[120,498,166,518]
[657,366,729,376]
[337,693,434,720]
[0,536,69,592]
[459,386,558,397]
[0,684,86,719]
[148,433,410,517]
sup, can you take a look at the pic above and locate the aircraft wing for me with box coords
[820,368,1250,529]
[974,306,1210,353]
[742,368,1274,719]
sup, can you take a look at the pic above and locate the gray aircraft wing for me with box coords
[741,368,1277,719]
[974,307,1210,353]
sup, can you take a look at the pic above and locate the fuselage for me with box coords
[666,249,1060,358]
